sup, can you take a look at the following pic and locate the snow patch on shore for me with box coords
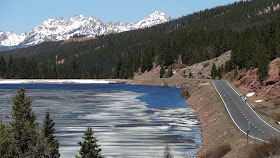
[255,100,263,103]
[246,92,255,97]
[0,79,113,84]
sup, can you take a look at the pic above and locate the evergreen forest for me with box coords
[0,0,279,81]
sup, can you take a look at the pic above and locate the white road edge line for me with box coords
[212,81,266,142]
[225,82,280,133]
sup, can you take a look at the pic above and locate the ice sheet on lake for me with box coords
[0,89,200,158]
[0,79,111,84]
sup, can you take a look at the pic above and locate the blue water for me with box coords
[0,84,200,158]
[0,84,187,109]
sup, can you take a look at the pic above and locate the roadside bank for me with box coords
[183,80,257,158]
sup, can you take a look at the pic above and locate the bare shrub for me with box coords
[202,143,231,158]
[274,98,280,107]
[239,77,247,86]
[270,111,280,125]
[248,136,280,158]
[203,62,210,68]
[180,89,190,99]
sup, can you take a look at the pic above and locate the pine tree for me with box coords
[0,124,10,156]
[168,67,173,78]
[10,88,39,156]
[211,63,217,79]
[188,72,193,78]
[42,110,60,158]
[234,68,238,78]
[8,88,50,157]
[76,127,102,158]
[114,56,124,78]
[160,66,165,78]
[217,67,222,79]
[0,56,6,78]
[5,55,13,79]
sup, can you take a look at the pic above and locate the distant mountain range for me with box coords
[0,11,171,50]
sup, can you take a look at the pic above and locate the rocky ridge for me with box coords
[0,11,171,50]
[233,58,280,103]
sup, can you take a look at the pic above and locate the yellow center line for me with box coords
[218,83,266,137]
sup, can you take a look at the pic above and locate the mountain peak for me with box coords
[149,11,171,20]
[151,11,167,16]
[134,11,171,28]
[0,11,171,49]
[88,17,103,24]
[70,15,86,21]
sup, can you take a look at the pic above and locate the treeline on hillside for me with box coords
[231,16,280,81]
[113,27,234,78]
[0,0,280,79]
[115,14,280,80]
[0,88,103,158]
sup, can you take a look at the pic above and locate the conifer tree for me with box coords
[160,66,165,78]
[10,88,39,156]
[188,72,193,78]
[8,88,50,157]
[76,127,102,158]
[211,63,217,79]
[0,124,10,156]
[168,67,173,78]
[4,55,13,79]
[0,55,6,78]
[42,110,60,158]
[114,56,124,78]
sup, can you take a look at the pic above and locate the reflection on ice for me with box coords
[0,88,200,158]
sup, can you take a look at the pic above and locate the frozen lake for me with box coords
[0,84,200,158]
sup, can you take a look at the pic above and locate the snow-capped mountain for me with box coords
[0,11,171,50]
[0,31,26,46]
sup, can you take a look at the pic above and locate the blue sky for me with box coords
[1,0,240,35]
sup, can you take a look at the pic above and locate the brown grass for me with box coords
[203,62,210,68]
[203,143,231,158]
[274,98,280,108]
[248,136,280,158]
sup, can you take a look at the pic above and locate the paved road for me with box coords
[212,80,280,141]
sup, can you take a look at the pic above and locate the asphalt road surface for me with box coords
[212,80,279,141]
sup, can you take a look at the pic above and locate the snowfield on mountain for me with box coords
[0,11,171,49]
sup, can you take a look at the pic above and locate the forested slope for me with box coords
[0,0,279,79]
